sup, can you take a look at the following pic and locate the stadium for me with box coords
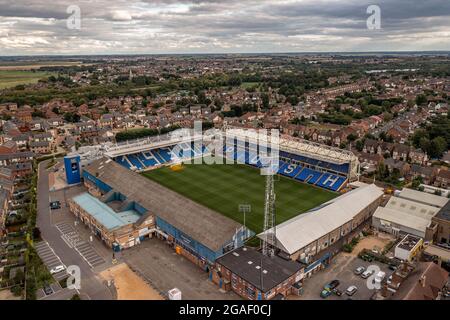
[99,127,361,234]
[69,127,384,299]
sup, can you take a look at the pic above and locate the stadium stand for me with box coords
[109,129,352,192]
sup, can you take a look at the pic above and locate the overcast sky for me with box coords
[0,0,449,55]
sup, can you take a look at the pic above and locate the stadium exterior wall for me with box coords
[156,216,241,270]
[80,163,246,268]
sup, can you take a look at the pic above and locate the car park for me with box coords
[354,266,365,275]
[345,285,358,296]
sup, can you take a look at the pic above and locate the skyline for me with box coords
[1,0,450,55]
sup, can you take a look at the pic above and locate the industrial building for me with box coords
[258,184,384,277]
[372,188,448,239]
[429,201,450,245]
[78,157,247,270]
[394,188,448,208]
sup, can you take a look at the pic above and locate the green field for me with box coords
[142,163,337,233]
[0,70,53,89]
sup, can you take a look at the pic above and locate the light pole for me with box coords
[238,204,251,240]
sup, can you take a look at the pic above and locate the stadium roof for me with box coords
[397,188,449,208]
[72,193,141,231]
[84,158,243,251]
[226,128,358,164]
[258,184,384,255]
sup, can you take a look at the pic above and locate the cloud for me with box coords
[0,0,449,55]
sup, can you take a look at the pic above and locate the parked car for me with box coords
[332,288,343,296]
[327,280,340,290]
[354,266,366,275]
[388,264,397,271]
[43,284,53,295]
[361,254,373,262]
[320,279,340,298]
[50,265,65,274]
[345,285,358,296]
[50,201,61,210]
[320,288,333,298]
[361,269,374,279]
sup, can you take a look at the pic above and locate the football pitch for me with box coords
[142,163,337,234]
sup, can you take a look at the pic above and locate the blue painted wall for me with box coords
[64,155,81,184]
[82,170,113,193]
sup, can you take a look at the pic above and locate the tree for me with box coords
[355,140,364,152]
[415,94,427,106]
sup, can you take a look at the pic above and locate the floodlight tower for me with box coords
[262,171,276,257]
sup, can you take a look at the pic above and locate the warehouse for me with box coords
[213,246,304,300]
[81,157,247,270]
[395,188,448,208]
[372,189,448,240]
[258,184,383,276]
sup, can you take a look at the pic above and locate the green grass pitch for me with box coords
[141,163,338,234]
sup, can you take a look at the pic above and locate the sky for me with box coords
[0,0,449,55]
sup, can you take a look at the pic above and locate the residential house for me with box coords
[435,169,450,188]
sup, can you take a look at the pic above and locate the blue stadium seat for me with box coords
[115,156,132,169]
[137,152,158,167]
[151,150,167,164]
[158,148,173,162]
[127,154,144,170]
[295,168,322,184]
[279,163,303,178]
[316,173,332,188]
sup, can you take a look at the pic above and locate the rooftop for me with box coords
[258,184,383,255]
[84,157,243,251]
[216,246,304,293]
[435,201,450,222]
[397,188,449,208]
[71,192,141,231]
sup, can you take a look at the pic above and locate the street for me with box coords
[36,159,113,300]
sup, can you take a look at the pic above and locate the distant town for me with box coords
[0,53,449,301]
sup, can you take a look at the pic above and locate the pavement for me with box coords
[121,238,239,300]
[36,160,113,300]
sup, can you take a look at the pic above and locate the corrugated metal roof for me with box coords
[84,158,242,251]
[72,193,140,231]
[398,188,448,208]
[258,184,384,255]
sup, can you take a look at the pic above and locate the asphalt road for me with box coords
[36,160,113,300]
